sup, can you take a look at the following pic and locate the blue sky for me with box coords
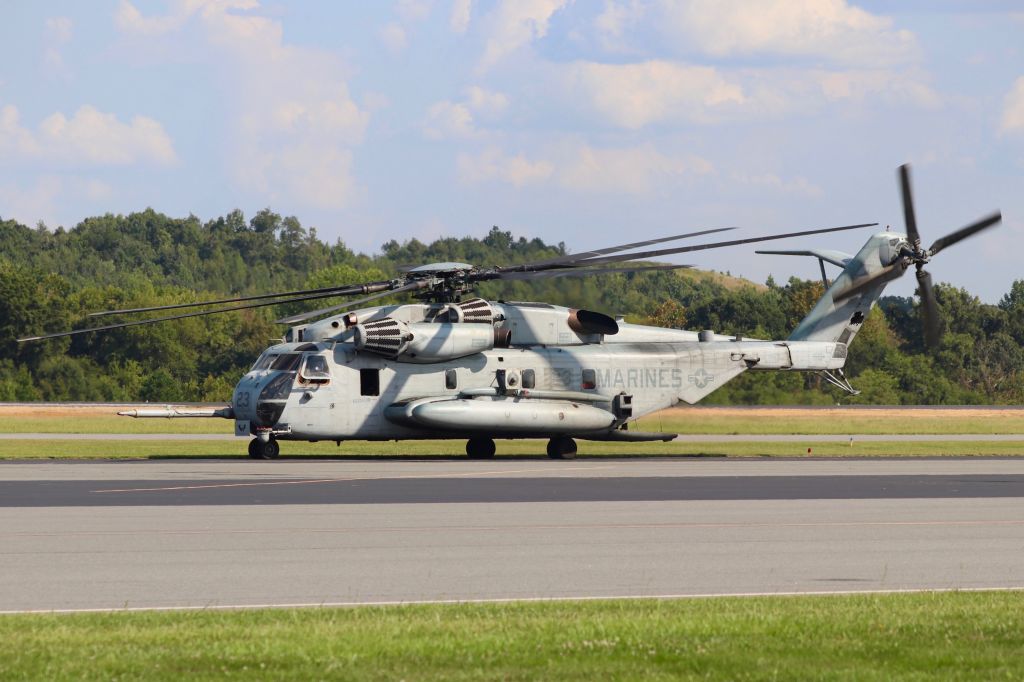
[1,1,1022,301]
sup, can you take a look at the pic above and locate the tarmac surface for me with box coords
[2,457,1024,612]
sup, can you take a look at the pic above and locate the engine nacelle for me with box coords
[352,318,414,357]
[353,318,496,362]
[441,297,495,324]
[401,322,495,363]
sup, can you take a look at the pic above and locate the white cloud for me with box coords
[43,16,74,74]
[116,0,369,210]
[113,0,198,35]
[457,142,712,195]
[0,106,37,157]
[450,0,472,33]
[239,144,356,209]
[730,172,822,198]
[424,86,508,138]
[466,86,509,116]
[0,176,118,229]
[1000,76,1024,135]
[569,60,746,128]
[478,0,570,71]
[661,0,918,67]
[457,147,554,186]
[424,101,475,139]
[81,178,114,201]
[0,104,176,166]
[0,176,61,228]
[45,16,73,43]
[594,0,645,50]
[568,60,938,128]
[397,0,432,23]
[559,143,712,194]
[379,22,408,53]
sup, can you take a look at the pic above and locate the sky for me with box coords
[1,0,1022,302]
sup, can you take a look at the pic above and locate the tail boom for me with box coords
[788,232,904,346]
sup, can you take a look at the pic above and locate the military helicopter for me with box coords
[20,165,1000,459]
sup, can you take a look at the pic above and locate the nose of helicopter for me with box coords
[257,371,295,427]
[233,370,294,427]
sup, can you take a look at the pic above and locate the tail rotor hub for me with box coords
[836,163,1000,349]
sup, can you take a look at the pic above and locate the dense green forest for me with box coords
[1,208,1022,405]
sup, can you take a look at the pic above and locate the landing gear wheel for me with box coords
[546,437,577,460]
[249,438,280,460]
[466,438,496,459]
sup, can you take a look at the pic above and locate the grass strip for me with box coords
[2,438,1024,459]
[4,410,1024,435]
[1,591,1022,680]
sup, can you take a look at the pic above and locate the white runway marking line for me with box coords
[5,518,1024,540]
[88,465,618,494]
[1,586,1022,616]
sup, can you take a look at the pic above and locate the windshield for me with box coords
[270,353,302,372]
[251,353,279,371]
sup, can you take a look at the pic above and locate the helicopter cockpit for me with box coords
[237,345,336,428]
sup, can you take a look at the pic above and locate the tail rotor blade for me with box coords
[927,211,1001,257]
[917,269,942,348]
[899,164,921,247]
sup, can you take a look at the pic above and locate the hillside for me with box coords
[1,208,1022,405]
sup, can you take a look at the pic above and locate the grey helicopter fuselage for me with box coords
[229,231,907,445]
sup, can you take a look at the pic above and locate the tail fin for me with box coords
[787,232,903,345]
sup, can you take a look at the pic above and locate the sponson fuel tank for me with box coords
[353,319,500,363]
[385,397,616,434]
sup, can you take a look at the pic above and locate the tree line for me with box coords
[1,209,1022,405]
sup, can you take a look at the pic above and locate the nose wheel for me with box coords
[546,437,577,459]
[466,437,496,459]
[248,438,280,459]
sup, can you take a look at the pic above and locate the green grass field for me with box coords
[2,437,1024,459]
[2,406,1024,458]
[2,592,1022,680]
[4,407,1024,435]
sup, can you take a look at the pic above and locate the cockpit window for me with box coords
[270,353,302,372]
[300,355,331,384]
[252,353,279,371]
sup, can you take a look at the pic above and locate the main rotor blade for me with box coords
[832,261,907,302]
[927,211,1001,257]
[88,281,396,317]
[275,280,428,325]
[917,269,942,348]
[17,283,409,343]
[495,263,694,281]
[899,164,920,247]
[505,227,736,272]
[546,223,877,271]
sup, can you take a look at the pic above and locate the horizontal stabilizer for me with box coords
[754,249,852,268]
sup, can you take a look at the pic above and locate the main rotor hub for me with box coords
[410,272,477,303]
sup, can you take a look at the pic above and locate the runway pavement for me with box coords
[2,457,1023,612]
